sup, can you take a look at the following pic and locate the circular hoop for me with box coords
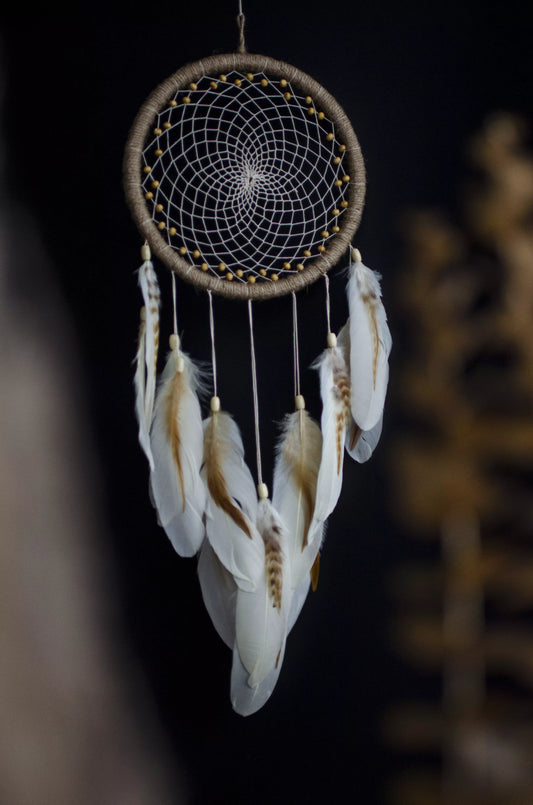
[124,53,365,300]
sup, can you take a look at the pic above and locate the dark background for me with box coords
[1,3,531,803]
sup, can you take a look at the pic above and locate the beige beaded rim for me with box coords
[124,52,365,300]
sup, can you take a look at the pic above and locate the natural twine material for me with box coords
[124,53,365,300]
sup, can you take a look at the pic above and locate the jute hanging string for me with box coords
[125,11,391,717]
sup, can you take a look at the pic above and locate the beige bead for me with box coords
[169,99,178,107]
[332,208,340,216]
[226,272,233,281]
[157,221,165,230]
[210,81,218,89]
[145,191,153,200]
[169,333,180,351]
[332,225,340,233]
[321,230,329,238]
[283,261,291,269]
[334,179,342,187]
[327,332,337,348]
[189,82,198,91]
[339,144,346,152]
[280,79,288,87]
[141,244,151,261]
[143,165,151,174]
[326,132,334,141]
[219,74,227,81]
[179,246,187,255]
[259,268,267,276]
[236,269,243,278]
[248,275,256,284]
[333,156,341,164]
[192,249,200,259]
[246,72,254,80]
[169,227,177,236]
[151,180,159,188]
[210,395,221,412]
[308,107,315,116]
[295,394,305,410]
[318,244,326,253]
[154,148,163,156]
[154,127,162,135]
[343,175,350,182]
[257,482,269,500]
[296,263,304,271]
[201,263,209,271]
[183,96,191,104]
[303,249,312,258]
[235,78,242,86]
[284,92,291,100]
[156,203,164,212]
[163,121,171,129]
[341,200,349,208]
[352,247,362,263]
[318,111,325,120]
[305,95,312,104]
[218,262,226,271]
[261,78,268,87]
[271,273,279,281]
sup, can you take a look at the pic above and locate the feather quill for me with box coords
[346,252,392,431]
[272,409,323,589]
[134,259,160,468]
[231,498,290,716]
[149,341,206,557]
[338,320,385,463]
[202,410,264,592]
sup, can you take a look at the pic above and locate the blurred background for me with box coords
[0,3,532,803]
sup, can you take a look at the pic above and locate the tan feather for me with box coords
[203,412,252,539]
[164,359,186,510]
[332,359,351,473]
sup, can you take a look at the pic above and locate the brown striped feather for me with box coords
[165,367,186,511]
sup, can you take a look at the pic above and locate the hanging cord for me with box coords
[237,0,246,53]
[207,291,218,399]
[292,292,302,399]
[171,272,178,336]
[324,273,332,336]
[248,300,266,495]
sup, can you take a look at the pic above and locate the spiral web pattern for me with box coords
[141,70,353,284]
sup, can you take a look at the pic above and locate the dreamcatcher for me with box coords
[124,6,391,716]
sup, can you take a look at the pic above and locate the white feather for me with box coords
[338,320,385,462]
[231,499,290,716]
[272,410,322,590]
[202,411,264,593]
[197,540,236,649]
[149,347,206,557]
[346,257,392,431]
[135,260,160,468]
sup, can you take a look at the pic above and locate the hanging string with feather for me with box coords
[149,275,206,557]
[134,243,160,468]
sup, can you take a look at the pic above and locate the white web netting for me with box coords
[141,70,353,284]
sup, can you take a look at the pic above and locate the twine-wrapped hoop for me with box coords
[124,52,366,300]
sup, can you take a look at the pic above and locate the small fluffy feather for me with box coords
[135,260,160,468]
[149,348,206,557]
[272,410,322,589]
[202,411,264,592]
[346,257,392,431]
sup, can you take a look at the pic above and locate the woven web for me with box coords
[141,70,352,284]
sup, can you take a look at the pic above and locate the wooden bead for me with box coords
[182,97,191,104]
[219,74,227,81]
[141,244,151,261]
[333,156,341,164]
[145,191,153,200]
[332,225,340,233]
[334,179,343,187]
[151,180,159,188]
[284,92,291,100]
[210,81,218,89]
[341,200,349,208]
[280,79,288,87]
[153,127,162,135]
[218,262,226,271]
[295,394,305,410]
[271,273,279,281]
[318,244,326,253]
[169,333,180,351]
[296,263,304,271]
[246,72,254,80]
[332,208,340,216]
[318,111,325,120]
[321,230,329,238]
[154,148,163,156]
[261,78,268,87]
[189,82,197,91]
[308,107,315,115]
[343,175,350,182]
[236,269,243,278]
[248,275,256,284]
[257,482,269,500]
[156,203,164,212]
[226,272,233,281]
[259,268,267,276]
[283,261,291,269]
[201,263,209,271]
[327,332,337,348]
[169,227,177,236]
[158,221,165,230]
[234,78,242,86]
[326,133,334,141]
[179,246,187,255]
[143,165,151,174]
[339,144,346,152]
[163,121,171,129]
[305,95,312,104]
[303,249,312,258]
[192,249,200,259]
[169,99,178,107]
[210,395,221,412]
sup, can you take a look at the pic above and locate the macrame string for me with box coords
[237,0,246,53]
[171,272,178,336]
[324,273,332,336]
[248,300,264,488]
[207,291,218,398]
